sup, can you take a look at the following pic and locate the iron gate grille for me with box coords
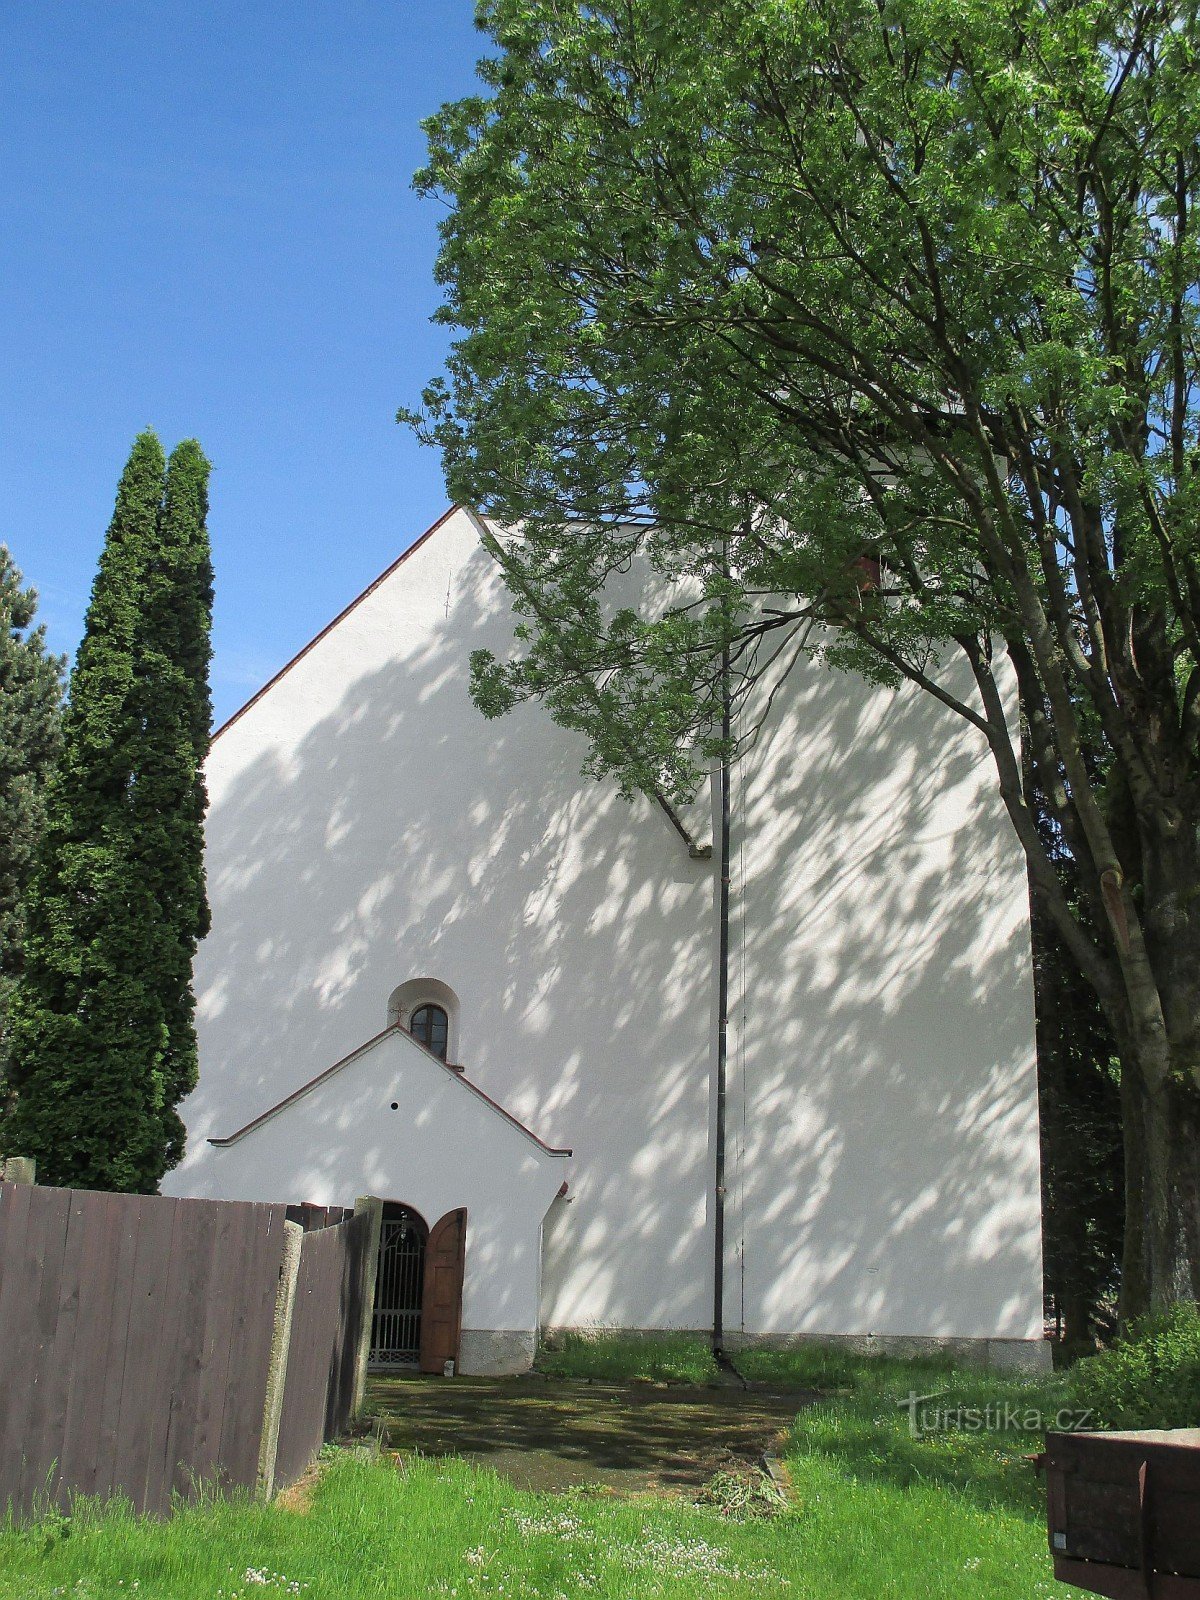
[370,1208,425,1366]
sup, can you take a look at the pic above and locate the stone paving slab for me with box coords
[366,1374,813,1493]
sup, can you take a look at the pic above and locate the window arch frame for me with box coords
[409,1002,450,1061]
[386,978,461,1066]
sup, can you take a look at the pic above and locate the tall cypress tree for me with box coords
[0,549,64,1084]
[1,431,213,1191]
[129,439,214,1171]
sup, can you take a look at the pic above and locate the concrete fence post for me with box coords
[1,1156,36,1185]
[351,1196,384,1419]
[256,1218,304,1501]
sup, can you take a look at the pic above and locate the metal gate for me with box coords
[369,1204,427,1366]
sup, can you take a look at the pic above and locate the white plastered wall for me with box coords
[166,507,718,1347]
[166,504,1045,1362]
[722,639,1043,1346]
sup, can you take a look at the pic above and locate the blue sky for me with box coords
[1,1,485,726]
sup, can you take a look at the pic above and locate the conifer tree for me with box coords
[0,549,64,1083]
[129,439,214,1170]
[1,431,214,1190]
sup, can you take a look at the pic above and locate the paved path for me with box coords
[366,1374,812,1493]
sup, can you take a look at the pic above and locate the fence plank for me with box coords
[220,1204,290,1492]
[162,1201,224,1504]
[0,1177,53,1510]
[0,1182,35,1508]
[56,1192,124,1504]
[273,1226,335,1488]
[335,1211,372,1429]
[111,1195,179,1510]
[93,1195,145,1502]
[138,1195,192,1517]
[14,1185,72,1512]
[0,1185,355,1522]
[27,1191,89,1511]
[188,1198,241,1491]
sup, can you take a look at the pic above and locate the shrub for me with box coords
[1069,1302,1200,1429]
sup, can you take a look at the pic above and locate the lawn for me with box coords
[0,1349,1078,1600]
[535,1330,722,1385]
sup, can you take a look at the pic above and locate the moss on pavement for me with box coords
[367,1374,812,1493]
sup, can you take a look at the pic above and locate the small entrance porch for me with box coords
[369,1201,467,1375]
[194,1024,571,1375]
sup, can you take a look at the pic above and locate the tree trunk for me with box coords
[1060,1285,1094,1352]
[1119,1066,1200,1323]
[1091,778,1200,1324]
[1119,1064,1148,1325]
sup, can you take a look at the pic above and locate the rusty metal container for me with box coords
[1044,1429,1200,1597]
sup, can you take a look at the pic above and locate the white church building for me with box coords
[164,504,1047,1375]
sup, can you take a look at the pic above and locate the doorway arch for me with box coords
[368,1202,468,1373]
[370,1202,428,1367]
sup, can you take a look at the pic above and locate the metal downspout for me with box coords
[713,629,731,1358]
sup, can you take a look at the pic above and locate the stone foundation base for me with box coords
[538,1326,1052,1375]
[459,1329,536,1376]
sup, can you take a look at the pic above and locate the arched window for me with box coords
[387,978,460,1065]
[410,1003,449,1061]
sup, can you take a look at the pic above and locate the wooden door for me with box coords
[418,1208,466,1374]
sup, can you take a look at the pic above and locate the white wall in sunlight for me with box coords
[726,636,1042,1343]
[164,504,1045,1366]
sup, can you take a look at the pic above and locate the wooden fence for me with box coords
[273,1208,373,1490]
[0,1181,380,1521]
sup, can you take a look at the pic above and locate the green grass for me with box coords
[731,1342,964,1392]
[0,1353,1080,1600]
[536,1329,721,1383]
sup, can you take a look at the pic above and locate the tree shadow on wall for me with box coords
[181,532,1039,1338]
[727,640,1040,1341]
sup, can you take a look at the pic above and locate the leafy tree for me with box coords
[1,432,213,1190]
[0,548,64,1084]
[409,0,1200,1312]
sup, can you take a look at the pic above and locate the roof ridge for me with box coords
[212,503,461,742]
[208,1022,571,1158]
